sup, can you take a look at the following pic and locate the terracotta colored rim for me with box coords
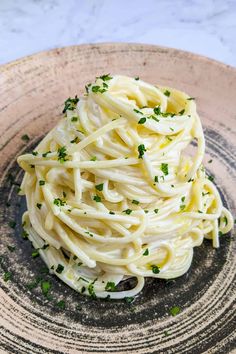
[0,43,235,354]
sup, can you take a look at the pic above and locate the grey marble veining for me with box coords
[0,0,235,66]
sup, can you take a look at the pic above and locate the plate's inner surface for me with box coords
[0,44,235,354]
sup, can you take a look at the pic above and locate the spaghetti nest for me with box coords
[18,75,233,299]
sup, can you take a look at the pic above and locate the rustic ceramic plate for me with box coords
[0,44,235,354]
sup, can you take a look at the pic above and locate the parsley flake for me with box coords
[151,265,160,274]
[132,200,139,205]
[105,281,116,292]
[57,146,68,163]
[123,209,132,215]
[56,264,64,274]
[3,272,12,282]
[56,300,65,309]
[160,163,169,175]
[21,134,30,142]
[39,180,45,186]
[93,195,101,202]
[164,90,170,97]
[95,183,104,191]
[138,144,146,159]
[138,117,146,124]
[63,96,79,114]
[170,306,181,316]
[143,248,149,256]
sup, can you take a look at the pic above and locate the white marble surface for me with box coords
[0,0,236,67]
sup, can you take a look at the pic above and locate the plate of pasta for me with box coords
[0,43,235,354]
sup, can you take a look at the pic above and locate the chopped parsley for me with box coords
[85,231,94,237]
[138,117,146,124]
[90,156,97,161]
[164,330,170,337]
[170,306,181,316]
[208,159,213,163]
[99,74,112,81]
[39,180,45,186]
[56,300,65,309]
[21,134,30,142]
[7,245,15,252]
[133,108,142,114]
[3,272,12,282]
[160,163,169,175]
[71,116,78,122]
[123,209,132,215]
[57,146,68,163]
[109,211,115,215]
[151,265,160,274]
[88,282,97,299]
[32,151,38,156]
[70,136,79,144]
[180,205,185,211]
[63,96,79,114]
[93,195,101,202]
[134,77,139,80]
[138,144,146,159]
[143,248,149,256]
[132,200,139,205]
[95,183,104,191]
[164,90,170,97]
[9,220,16,229]
[144,210,149,213]
[22,230,29,239]
[181,196,185,203]
[208,175,214,182]
[105,281,116,292]
[56,264,64,274]
[36,203,42,209]
[222,216,228,226]
[32,249,39,258]
[124,296,134,304]
[187,97,195,101]
[53,198,66,207]
[154,209,159,214]
[179,109,185,115]
[42,150,51,158]
[154,106,161,115]
[41,280,51,296]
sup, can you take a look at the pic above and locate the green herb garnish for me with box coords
[21,134,30,142]
[143,248,149,256]
[138,117,146,124]
[123,209,132,215]
[138,144,146,159]
[160,163,169,175]
[132,200,139,205]
[56,300,65,309]
[95,183,104,191]
[151,265,160,274]
[9,220,16,229]
[164,90,170,97]
[70,137,79,144]
[3,272,12,282]
[93,195,101,202]
[170,306,181,316]
[39,180,45,186]
[32,249,39,258]
[56,264,64,274]
[41,280,51,296]
[53,198,66,207]
[7,245,15,252]
[105,281,116,292]
[57,146,68,163]
[63,96,79,114]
